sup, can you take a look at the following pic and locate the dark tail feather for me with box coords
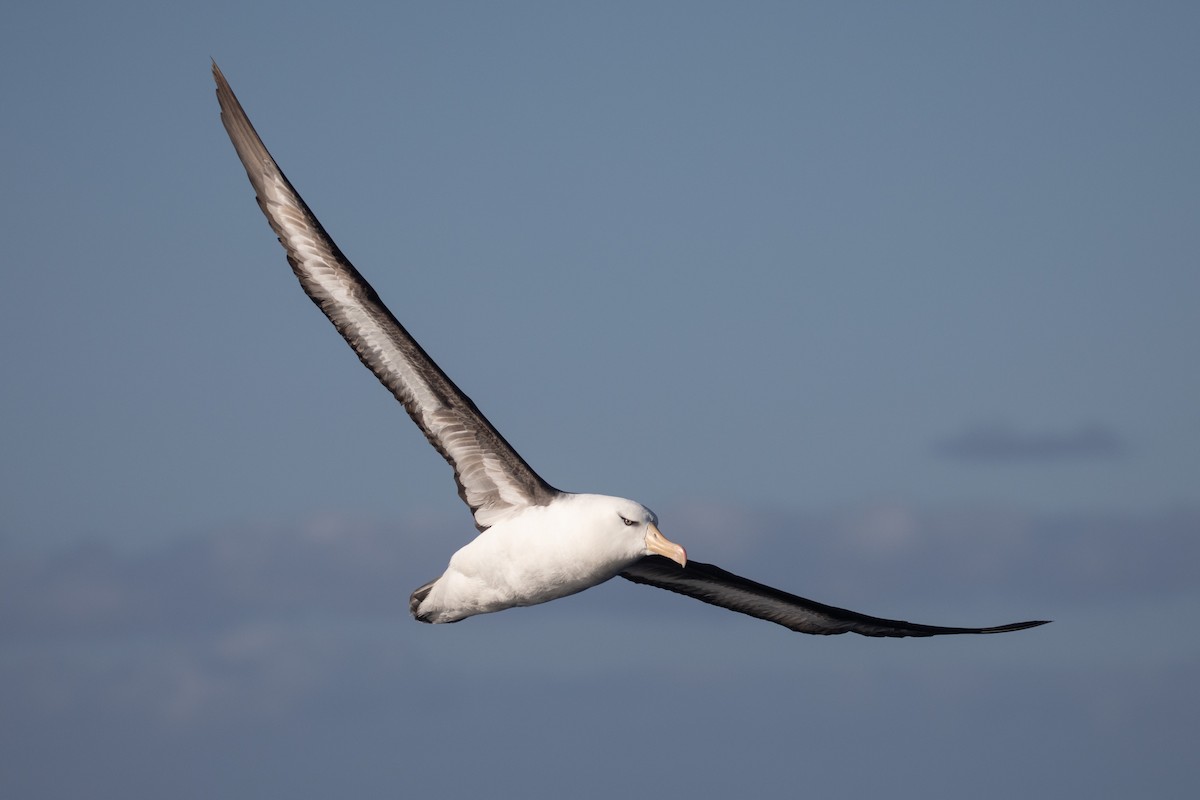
[409,578,438,623]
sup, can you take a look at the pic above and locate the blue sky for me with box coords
[2,3,1197,799]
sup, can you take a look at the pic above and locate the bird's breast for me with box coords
[416,515,635,623]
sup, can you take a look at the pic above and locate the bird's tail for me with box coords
[409,578,438,623]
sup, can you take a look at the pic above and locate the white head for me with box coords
[571,493,688,567]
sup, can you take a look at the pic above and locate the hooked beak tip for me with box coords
[645,523,687,567]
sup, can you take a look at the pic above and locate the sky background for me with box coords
[2,2,1198,798]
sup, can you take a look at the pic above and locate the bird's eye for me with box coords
[619,515,636,526]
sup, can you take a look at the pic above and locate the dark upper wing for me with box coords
[212,63,559,530]
[620,556,1050,638]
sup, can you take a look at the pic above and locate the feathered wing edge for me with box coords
[212,63,560,530]
[621,556,1051,638]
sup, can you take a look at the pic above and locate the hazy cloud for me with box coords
[2,505,1196,799]
[933,421,1128,462]
[3,505,1196,647]
[0,514,454,642]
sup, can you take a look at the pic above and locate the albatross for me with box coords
[213,64,1048,638]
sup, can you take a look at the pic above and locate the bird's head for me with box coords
[599,496,688,567]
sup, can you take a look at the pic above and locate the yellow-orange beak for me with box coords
[644,523,687,567]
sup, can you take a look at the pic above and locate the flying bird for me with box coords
[213,63,1048,638]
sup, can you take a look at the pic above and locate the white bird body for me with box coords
[415,494,662,623]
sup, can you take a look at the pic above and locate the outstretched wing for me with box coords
[621,556,1050,638]
[213,63,560,530]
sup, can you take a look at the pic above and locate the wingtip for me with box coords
[985,619,1052,634]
